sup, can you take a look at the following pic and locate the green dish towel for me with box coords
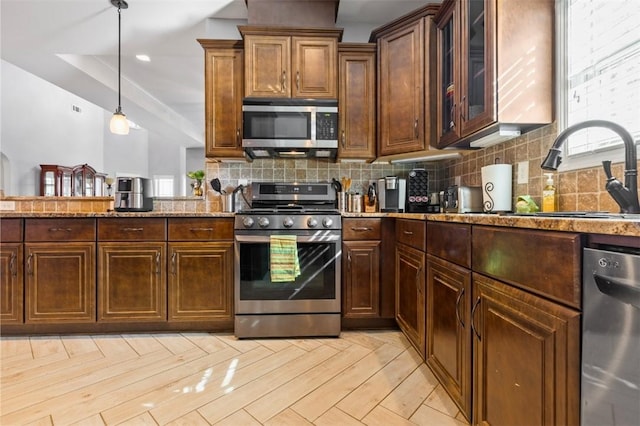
[270,235,300,282]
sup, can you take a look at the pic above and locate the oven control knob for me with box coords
[307,217,318,228]
[258,217,270,228]
[322,217,334,228]
[242,217,255,228]
[283,217,294,228]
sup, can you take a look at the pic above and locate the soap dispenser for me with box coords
[542,173,558,212]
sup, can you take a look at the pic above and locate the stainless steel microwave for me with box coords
[242,98,338,160]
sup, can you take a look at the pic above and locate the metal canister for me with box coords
[351,194,363,213]
[337,192,347,212]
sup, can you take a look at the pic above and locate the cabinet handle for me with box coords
[122,227,143,232]
[347,252,351,270]
[171,252,177,275]
[414,118,419,139]
[460,96,466,121]
[189,227,213,232]
[403,230,414,235]
[155,252,161,275]
[27,254,33,275]
[296,70,300,90]
[455,288,465,327]
[236,128,240,147]
[416,266,423,293]
[49,227,72,232]
[282,70,287,92]
[450,103,456,130]
[341,130,346,148]
[471,296,481,340]
[351,227,372,232]
[9,253,17,276]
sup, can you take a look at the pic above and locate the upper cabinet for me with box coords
[371,5,440,159]
[435,0,554,148]
[338,43,377,161]
[198,40,245,159]
[239,26,342,99]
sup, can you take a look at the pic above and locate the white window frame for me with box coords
[556,0,640,172]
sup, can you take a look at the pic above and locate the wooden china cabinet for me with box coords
[198,40,245,159]
[239,26,342,99]
[39,164,73,196]
[337,43,377,161]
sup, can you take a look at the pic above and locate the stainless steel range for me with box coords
[234,182,341,338]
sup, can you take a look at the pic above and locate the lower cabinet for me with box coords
[97,218,167,322]
[98,242,167,322]
[395,219,426,358]
[426,254,472,420]
[24,218,96,323]
[472,273,580,425]
[167,217,234,322]
[0,219,23,324]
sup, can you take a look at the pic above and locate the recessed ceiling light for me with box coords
[136,54,150,62]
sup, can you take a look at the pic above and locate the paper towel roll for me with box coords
[481,164,513,212]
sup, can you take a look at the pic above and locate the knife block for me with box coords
[364,195,377,212]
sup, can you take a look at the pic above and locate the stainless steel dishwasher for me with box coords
[582,246,640,426]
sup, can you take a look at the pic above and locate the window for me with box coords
[153,175,174,197]
[559,0,640,169]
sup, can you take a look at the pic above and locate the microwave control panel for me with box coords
[316,113,338,140]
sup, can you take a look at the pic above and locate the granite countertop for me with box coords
[1,210,639,237]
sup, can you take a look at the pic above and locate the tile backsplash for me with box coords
[204,122,635,213]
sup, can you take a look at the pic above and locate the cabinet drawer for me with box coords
[0,218,23,242]
[472,226,582,308]
[25,218,95,242]
[342,218,381,240]
[396,219,425,251]
[427,221,471,268]
[168,218,233,241]
[98,218,166,241]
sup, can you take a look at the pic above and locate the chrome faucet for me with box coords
[541,120,639,214]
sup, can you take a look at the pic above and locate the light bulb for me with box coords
[110,111,130,135]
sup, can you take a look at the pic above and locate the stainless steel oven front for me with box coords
[234,227,341,338]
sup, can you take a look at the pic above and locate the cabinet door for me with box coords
[472,273,581,426]
[292,37,337,98]
[459,0,495,136]
[98,242,166,322]
[25,243,96,323]
[244,35,291,98]
[204,46,244,158]
[338,46,376,160]
[378,19,425,156]
[426,254,472,421]
[168,242,233,321]
[0,243,23,323]
[395,243,426,358]
[342,240,380,318]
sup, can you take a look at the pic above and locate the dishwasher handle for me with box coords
[594,273,640,309]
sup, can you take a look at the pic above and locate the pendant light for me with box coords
[109,0,129,135]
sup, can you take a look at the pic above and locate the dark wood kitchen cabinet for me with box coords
[472,226,582,425]
[97,218,167,322]
[24,218,96,323]
[199,40,244,159]
[426,222,472,421]
[239,27,342,99]
[342,218,381,318]
[435,0,553,148]
[0,219,23,324]
[337,43,376,161]
[372,5,438,158]
[395,219,426,358]
[167,218,234,323]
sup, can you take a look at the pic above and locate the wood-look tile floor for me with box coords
[1,330,469,425]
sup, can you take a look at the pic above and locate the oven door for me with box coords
[234,231,341,314]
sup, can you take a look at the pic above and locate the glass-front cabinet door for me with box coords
[72,164,97,196]
[436,1,460,147]
[39,165,73,196]
[459,0,495,136]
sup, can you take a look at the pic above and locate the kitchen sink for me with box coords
[510,212,640,220]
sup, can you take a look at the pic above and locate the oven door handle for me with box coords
[234,233,341,243]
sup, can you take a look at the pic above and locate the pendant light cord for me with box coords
[117,4,122,112]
